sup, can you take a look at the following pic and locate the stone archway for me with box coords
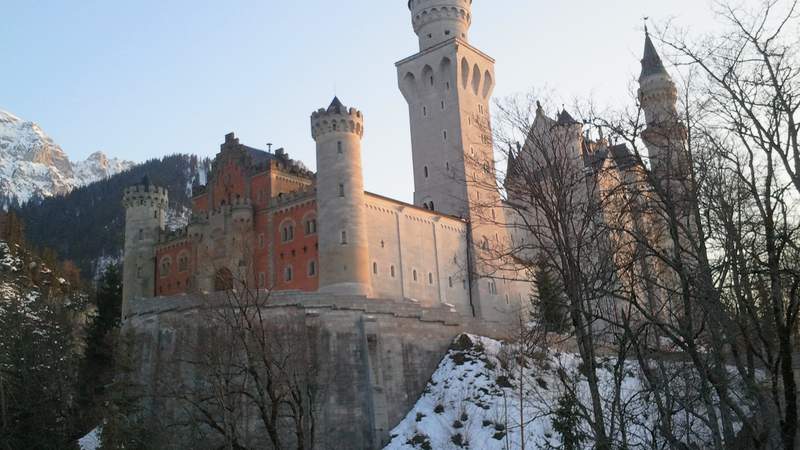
[214,267,233,292]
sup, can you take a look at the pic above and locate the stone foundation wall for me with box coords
[124,292,512,449]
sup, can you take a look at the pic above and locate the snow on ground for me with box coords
[79,427,102,450]
[384,334,736,450]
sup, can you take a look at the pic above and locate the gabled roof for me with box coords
[640,30,668,80]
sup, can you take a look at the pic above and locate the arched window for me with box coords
[449,276,453,288]
[304,215,317,235]
[308,260,317,277]
[429,201,435,211]
[390,265,396,278]
[281,221,295,242]
[413,270,418,282]
[178,252,189,272]
[373,262,378,275]
[160,257,172,278]
[424,166,429,178]
[428,272,433,284]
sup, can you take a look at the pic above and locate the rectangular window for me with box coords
[339,184,345,197]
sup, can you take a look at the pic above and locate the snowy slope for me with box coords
[0,110,134,205]
[385,334,741,450]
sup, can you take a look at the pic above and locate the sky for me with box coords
[1,0,721,203]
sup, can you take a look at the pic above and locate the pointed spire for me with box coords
[327,96,346,114]
[557,108,579,126]
[640,28,668,80]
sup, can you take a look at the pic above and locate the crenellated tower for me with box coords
[122,177,168,317]
[311,98,373,297]
[397,0,521,322]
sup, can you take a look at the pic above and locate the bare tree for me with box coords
[165,262,326,450]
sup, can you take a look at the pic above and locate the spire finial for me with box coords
[644,16,650,36]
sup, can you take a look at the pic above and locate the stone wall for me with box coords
[124,292,511,449]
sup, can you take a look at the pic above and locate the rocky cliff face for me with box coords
[0,110,134,207]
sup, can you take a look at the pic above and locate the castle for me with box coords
[120,2,690,447]
[122,0,529,324]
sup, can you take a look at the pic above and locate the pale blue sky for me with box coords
[1,0,720,202]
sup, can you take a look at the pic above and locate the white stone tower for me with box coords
[638,29,688,180]
[122,177,167,317]
[397,0,521,321]
[311,98,373,297]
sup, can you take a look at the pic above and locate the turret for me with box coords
[311,97,372,297]
[408,0,472,51]
[121,177,168,318]
[638,28,688,180]
[638,29,678,129]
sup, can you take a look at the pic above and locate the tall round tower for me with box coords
[311,97,372,297]
[121,177,168,318]
[408,0,472,51]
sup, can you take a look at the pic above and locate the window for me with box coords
[423,166,429,178]
[281,222,295,242]
[160,257,172,277]
[413,270,418,282]
[373,262,378,275]
[339,184,345,197]
[445,161,450,171]
[442,130,448,141]
[444,30,450,36]
[341,231,347,244]
[428,272,433,284]
[441,100,445,110]
[430,76,434,86]
[380,240,385,248]
[308,260,317,277]
[138,229,143,241]
[488,280,497,295]
[258,272,265,288]
[305,217,317,235]
[337,141,343,154]
[423,106,427,117]
[258,233,265,249]
[154,211,158,219]
[429,201,435,211]
[284,266,293,282]
[390,265,396,278]
[178,253,189,272]
[446,81,450,90]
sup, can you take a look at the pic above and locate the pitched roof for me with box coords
[557,109,579,126]
[327,96,346,114]
[640,31,668,80]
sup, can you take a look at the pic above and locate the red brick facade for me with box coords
[155,133,317,296]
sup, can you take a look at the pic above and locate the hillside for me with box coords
[14,154,210,277]
[384,334,743,450]
[0,235,93,449]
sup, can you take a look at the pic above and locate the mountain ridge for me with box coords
[0,109,134,207]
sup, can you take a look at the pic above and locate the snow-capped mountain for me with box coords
[0,110,134,206]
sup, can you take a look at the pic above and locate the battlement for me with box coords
[408,0,471,49]
[123,180,169,209]
[310,97,364,140]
